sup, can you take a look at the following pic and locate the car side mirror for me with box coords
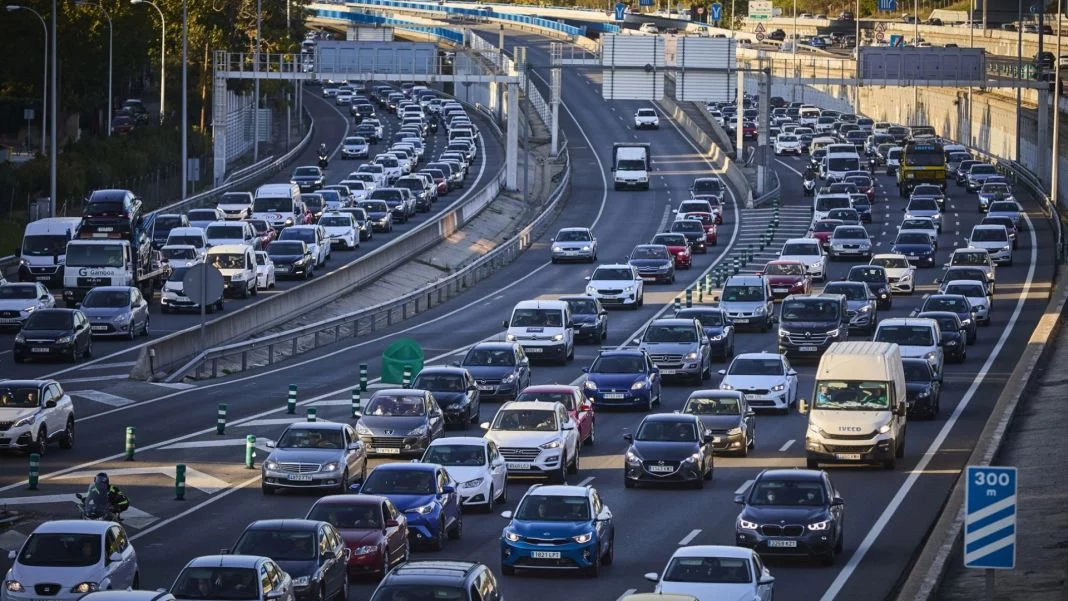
[787,369,797,376]
[502,320,509,328]
[347,442,360,451]
[479,421,490,430]
[440,485,455,495]
[746,410,755,417]
[108,552,123,564]
[220,548,231,555]
[798,399,809,414]
[717,369,726,376]
[831,496,845,507]
[500,510,513,519]
[45,400,56,408]
[584,276,591,281]
[759,575,776,586]
[7,550,15,560]
[563,422,575,430]
[265,440,276,448]
[623,433,633,442]
[384,519,399,528]
[644,573,659,583]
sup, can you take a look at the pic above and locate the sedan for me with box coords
[774,134,802,155]
[629,244,676,285]
[305,494,410,578]
[623,414,714,488]
[170,555,294,601]
[0,282,55,330]
[669,218,708,253]
[229,519,350,601]
[650,233,693,269]
[354,389,445,457]
[644,546,775,600]
[341,136,370,159]
[187,207,226,230]
[410,367,481,429]
[847,265,893,309]
[942,280,992,325]
[822,281,878,335]
[680,390,755,456]
[420,437,508,511]
[871,253,916,294]
[904,197,943,233]
[761,260,811,300]
[261,422,368,495]
[828,225,873,260]
[902,357,942,419]
[560,295,608,343]
[680,212,718,246]
[80,286,150,340]
[718,353,798,414]
[13,308,92,363]
[917,311,968,363]
[583,349,662,411]
[911,294,978,344]
[890,231,937,268]
[458,342,530,402]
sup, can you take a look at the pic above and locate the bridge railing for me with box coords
[316,0,587,36]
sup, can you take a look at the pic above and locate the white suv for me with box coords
[481,401,580,484]
[634,108,660,129]
[317,212,360,250]
[778,238,828,281]
[585,264,645,309]
[0,379,75,453]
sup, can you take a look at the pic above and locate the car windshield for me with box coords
[423,444,486,467]
[913,185,942,196]
[637,109,656,117]
[564,298,598,314]
[22,234,70,257]
[463,348,515,366]
[728,358,783,376]
[515,391,575,410]
[188,210,218,221]
[232,530,316,561]
[162,247,197,261]
[946,284,986,297]
[412,374,465,392]
[812,221,841,233]
[952,252,989,266]
[0,285,38,299]
[764,263,804,276]
[631,246,669,260]
[981,183,1012,195]
[319,216,352,227]
[902,219,933,230]
[362,469,436,495]
[675,309,724,326]
[693,179,722,193]
[344,137,365,145]
[872,257,911,269]
[781,299,840,321]
[815,197,852,213]
[663,556,753,583]
[845,176,871,188]
[970,165,996,175]
[850,268,885,283]
[359,202,388,213]
[877,325,935,345]
[492,409,557,432]
[24,311,72,330]
[748,480,826,506]
[814,380,890,409]
[172,567,259,600]
[268,242,304,255]
[307,503,382,530]
[0,386,43,408]
[65,244,124,267]
[670,220,703,233]
[17,533,100,567]
[653,234,688,246]
[365,394,426,417]
[370,190,402,201]
[515,494,590,521]
[908,199,938,212]
[897,233,931,245]
[988,202,1019,213]
[511,308,563,327]
[644,325,697,343]
[778,135,798,143]
[927,296,970,312]
[276,427,345,448]
[972,228,1007,242]
[722,285,765,301]
[294,167,319,177]
[280,229,316,244]
[210,254,246,270]
[636,419,696,441]
[835,228,867,239]
[555,229,591,242]
[302,195,325,210]
[370,586,465,601]
[903,361,934,381]
[592,268,633,281]
[82,290,129,308]
[591,354,646,373]
[684,396,741,415]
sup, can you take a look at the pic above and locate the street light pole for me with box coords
[76,1,112,137]
[1052,0,1062,213]
[254,0,261,162]
[5,5,47,154]
[181,0,187,199]
[50,0,56,208]
[792,0,797,54]
[131,0,165,125]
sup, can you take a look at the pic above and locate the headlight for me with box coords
[411,503,435,515]
[56,335,72,344]
[778,328,791,337]
[899,273,913,282]
[924,351,938,362]
[631,380,647,390]
[462,478,484,488]
[71,583,99,594]
[586,285,597,295]
[504,333,516,342]
[771,384,786,392]
[408,425,428,436]
[351,545,377,556]
[322,462,340,472]
[540,439,562,449]
[683,452,701,463]
[720,383,734,390]
[624,286,634,293]
[551,334,564,342]
[572,533,593,544]
[584,380,597,391]
[1001,246,1011,252]
[581,246,591,251]
[858,305,872,313]
[552,246,563,252]
[13,414,37,429]
[738,519,758,530]
[753,305,766,315]
[961,318,972,326]
[808,423,827,437]
[502,373,517,384]
[355,422,372,435]
[265,459,278,470]
[827,328,840,337]
[808,520,832,531]
[14,333,25,343]
[625,449,641,463]
[285,218,294,226]
[6,581,24,593]
[878,424,891,434]
[112,314,130,324]
[710,334,723,341]
[917,391,930,398]
[684,352,698,361]
[727,427,742,435]
[946,340,959,346]
[505,531,521,542]
[292,576,310,587]
[22,306,36,314]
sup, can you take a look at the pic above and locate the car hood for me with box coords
[905,381,935,396]
[379,493,437,513]
[269,254,306,264]
[702,325,727,338]
[510,519,592,539]
[430,392,469,408]
[657,582,755,601]
[292,175,321,181]
[554,240,592,250]
[987,211,1019,221]
[19,254,64,267]
[695,414,744,431]
[906,210,940,220]
[208,237,245,246]
[970,241,1007,250]
[844,300,872,312]
[323,226,352,236]
[188,221,214,229]
[587,372,645,387]
[853,280,888,293]
[779,254,822,267]
[0,407,39,422]
[629,259,672,268]
[720,301,766,313]
[337,528,384,547]
[740,504,830,525]
[267,447,344,463]
[722,375,785,390]
[588,279,635,289]
[365,210,389,219]
[486,430,560,448]
[442,465,488,486]
[882,266,913,279]
[639,341,697,354]
[358,416,427,434]
[462,365,516,380]
[894,344,937,358]
[765,274,806,286]
[571,313,598,324]
[82,307,131,320]
[17,328,71,340]
[630,440,700,460]
[0,300,42,312]
[9,563,103,587]
[275,559,317,579]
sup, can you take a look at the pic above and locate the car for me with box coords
[689,177,726,207]
[778,238,827,281]
[499,484,615,576]
[946,248,997,287]
[623,413,714,488]
[550,227,598,263]
[874,317,945,378]
[559,295,607,344]
[279,225,331,267]
[910,184,947,212]
[977,181,1014,212]
[825,208,860,227]
[890,231,937,268]
[634,107,660,129]
[355,463,462,550]
[318,212,360,250]
[458,342,531,402]
[912,293,978,344]
[716,274,775,332]
[301,194,328,221]
[987,200,1022,228]
[12,308,93,363]
[291,166,325,191]
[734,468,845,565]
[808,219,844,251]
[965,162,999,191]
[639,22,659,33]
[904,197,943,233]
[170,555,293,601]
[151,213,190,249]
[516,385,596,447]
[480,400,580,483]
[80,593,174,601]
[0,379,75,454]
[636,318,712,384]
[369,561,501,601]
[266,240,315,280]
[916,311,967,363]
[5,520,139,601]
[357,200,393,233]
[628,244,676,284]
[774,134,802,155]
[585,264,644,309]
[305,494,410,578]
[898,217,939,247]
[902,357,942,419]
[851,196,872,223]
[650,233,693,269]
[762,260,811,300]
[679,390,754,456]
[822,281,878,335]
[159,243,201,269]
[0,282,55,330]
[718,353,798,414]
[941,280,992,325]
[870,253,916,294]
[644,545,775,600]
[967,224,1013,265]
[253,251,276,290]
[80,286,150,339]
[229,520,350,601]
[354,389,445,457]
[845,174,875,202]
[243,218,277,250]
[681,212,719,246]
[669,218,709,254]
[186,207,227,230]
[420,437,508,511]
[674,306,735,360]
[261,421,368,495]
[582,349,662,411]
[847,264,893,309]
[341,136,370,159]
[409,367,480,429]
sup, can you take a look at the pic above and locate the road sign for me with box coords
[754,23,766,33]
[183,263,225,308]
[748,0,772,20]
[876,22,887,32]
[697,6,705,14]
[639,0,653,7]
[889,34,904,47]
[964,466,1017,570]
[755,32,765,41]
[876,32,886,42]
[878,0,897,11]
[614,2,626,20]
[710,2,722,21]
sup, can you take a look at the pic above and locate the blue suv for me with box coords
[582,349,661,411]
[500,484,615,577]
[356,462,463,550]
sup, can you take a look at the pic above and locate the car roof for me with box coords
[649,318,696,326]
[878,317,938,327]
[428,436,487,447]
[593,263,631,270]
[783,237,819,245]
[733,352,782,360]
[416,366,468,377]
[596,349,646,358]
[32,520,114,534]
[944,280,985,289]
[872,253,908,260]
[313,494,389,507]
[372,462,438,473]
[513,300,568,310]
[185,555,266,569]
[520,384,580,394]
[557,227,590,233]
[642,413,698,424]
[916,311,960,320]
[670,545,754,559]
[469,341,519,351]
[244,519,322,532]
[524,484,589,497]
[282,421,348,431]
[500,400,561,411]
[385,560,481,584]
[371,388,425,397]
[207,244,253,254]
[757,468,824,482]
[724,274,765,285]
[687,389,744,399]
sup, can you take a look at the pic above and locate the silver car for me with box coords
[636,318,712,383]
[170,555,294,601]
[80,286,150,339]
[0,282,54,329]
[550,227,598,263]
[261,422,368,495]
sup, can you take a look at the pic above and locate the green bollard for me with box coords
[287,384,297,414]
[307,407,318,422]
[27,453,39,490]
[402,366,412,388]
[352,389,362,417]
[359,364,368,392]
[125,427,136,461]
[698,287,704,304]
[175,464,187,500]
[685,289,693,308]
[245,435,256,469]
[674,297,681,312]
[704,274,711,290]
[217,404,227,435]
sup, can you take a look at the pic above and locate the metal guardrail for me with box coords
[316,0,587,36]
[319,9,466,44]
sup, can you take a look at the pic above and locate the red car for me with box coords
[305,494,410,577]
[846,174,875,202]
[762,259,812,299]
[516,384,596,446]
[421,169,450,195]
[651,232,692,269]
[742,121,757,139]
[682,212,718,245]
[808,219,844,251]
[244,218,278,250]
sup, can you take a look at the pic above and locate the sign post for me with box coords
[754,22,766,42]
[965,466,1017,599]
[878,0,897,11]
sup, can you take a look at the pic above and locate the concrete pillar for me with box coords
[1037,89,1050,190]
[757,70,769,195]
[506,82,519,190]
[550,67,561,157]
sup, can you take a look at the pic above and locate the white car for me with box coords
[339,179,371,202]
[774,134,802,155]
[317,211,360,250]
[421,437,508,511]
[372,156,403,183]
[778,238,827,281]
[941,280,991,325]
[278,224,331,267]
[639,22,659,33]
[874,318,944,378]
[4,521,138,601]
[967,224,1013,265]
[204,221,258,250]
[480,400,580,483]
[186,207,227,230]
[254,251,276,290]
[644,545,774,601]
[355,165,388,189]
[585,264,645,309]
[341,136,369,159]
[898,217,940,248]
[160,244,201,269]
[717,352,798,414]
[335,92,353,105]
[0,379,75,453]
[634,108,660,129]
[0,282,55,329]
[870,254,916,294]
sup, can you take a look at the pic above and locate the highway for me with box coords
[0,87,504,385]
[0,26,1055,601]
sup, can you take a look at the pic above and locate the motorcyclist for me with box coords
[85,472,130,519]
[868,154,878,173]
[318,143,328,157]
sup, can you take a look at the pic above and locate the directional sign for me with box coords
[710,2,722,22]
[878,0,897,11]
[614,2,626,21]
[748,0,772,20]
[889,34,904,47]
[964,466,1017,570]
[639,0,653,7]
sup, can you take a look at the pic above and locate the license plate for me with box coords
[733,318,750,323]
[603,393,626,399]
[768,540,798,548]
[92,325,108,332]
[712,436,723,443]
[524,347,543,353]
[531,551,561,559]
[800,346,817,352]
[506,462,532,470]
[648,465,674,473]
[36,276,51,281]
[32,347,50,353]
[774,288,789,293]
[835,453,862,460]
[374,448,401,455]
[286,474,313,481]
[908,255,918,259]
[97,226,114,232]
[659,369,677,375]
[478,385,495,391]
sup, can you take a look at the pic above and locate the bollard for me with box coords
[287,384,297,414]
[307,407,318,422]
[217,404,227,435]
[125,427,136,461]
[245,435,256,469]
[698,287,704,304]
[27,453,40,490]
[685,288,693,308]
[704,274,711,290]
[402,366,412,388]
[359,363,369,392]
[175,464,187,500]
[352,389,362,417]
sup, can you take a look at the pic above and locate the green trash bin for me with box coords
[381,338,425,385]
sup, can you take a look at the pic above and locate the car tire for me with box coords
[568,448,580,474]
[84,339,92,359]
[59,417,75,450]
[585,421,595,446]
[821,547,837,566]
[447,514,463,540]
[142,317,151,337]
[551,460,567,484]
[336,572,349,601]
[431,519,446,550]
[34,427,47,456]
[262,483,276,495]
[127,323,137,341]
[835,527,845,553]
[240,284,249,299]
[603,534,615,565]
[484,486,495,513]
[338,469,349,494]
[501,564,515,576]
[498,484,508,504]
[584,549,600,578]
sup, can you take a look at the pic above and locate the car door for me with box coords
[265,560,292,601]
[437,468,459,526]
[384,500,408,562]
[514,346,530,389]
[740,396,756,440]
[589,490,612,556]
[486,442,507,492]
[316,525,340,595]
[570,391,591,442]
[38,384,57,435]
[466,373,481,417]
[426,394,445,440]
[36,283,54,309]
[130,288,148,332]
[782,357,798,401]
[75,312,91,353]
[752,553,773,601]
[342,425,363,475]
[558,405,578,457]
[645,354,661,398]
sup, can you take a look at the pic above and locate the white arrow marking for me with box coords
[52,467,229,494]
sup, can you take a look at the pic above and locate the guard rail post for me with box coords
[124,427,136,461]
[27,453,40,490]
[352,389,362,417]
[307,407,318,422]
[359,364,368,391]
[217,404,227,434]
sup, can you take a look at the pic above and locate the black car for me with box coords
[369,561,501,601]
[734,468,845,565]
[937,266,995,296]
[623,413,714,489]
[768,28,786,41]
[902,357,942,419]
[410,367,481,429]
[917,311,967,363]
[82,188,143,239]
[357,200,394,233]
[679,390,754,456]
[230,519,350,601]
[12,308,92,363]
[668,219,708,253]
[673,306,735,360]
[457,342,531,402]
[355,123,380,143]
[291,166,325,192]
[560,295,608,343]
[822,281,878,335]
[910,184,947,212]
[846,265,892,309]
[150,213,189,249]
[911,295,977,344]
[266,240,315,280]
[628,244,676,285]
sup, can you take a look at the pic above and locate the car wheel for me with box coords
[624,475,635,488]
[551,459,567,484]
[142,316,151,337]
[602,534,615,565]
[498,484,508,504]
[584,421,595,446]
[34,427,47,456]
[431,519,446,550]
[240,284,249,299]
[336,571,348,601]
[447,513,463,540]
[83,339,92,359]
[262,483,276,495]
[337,469,349,494]
[59,417,75,450]
[127,322,137,341]
[835,526,845,553]
[568,448,580,474]
[821,546,837,566]
[584,548,600,578]
[485,486,495,513]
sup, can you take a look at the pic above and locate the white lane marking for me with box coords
[818,211,1039,601]
[779,439,795,452]
[158,438,275,451]
[59,375,132,384]
[53,466,229,494]
[72,361,138,370]
[149,382,197,390]
[776,159,804,177]
[70,390,135,407]
[735,479,754,496]
[678,529,701,545]
[577,476,595,486]
[130,473,261,542]
[0,494,158,529]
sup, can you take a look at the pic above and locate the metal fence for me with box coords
[320,9,466,44]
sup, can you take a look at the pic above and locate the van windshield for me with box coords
[815,197,851,212]
[210,254,246,270]
[813,380,890,410]
[510,308,563,328]
[65,244,123,267]
[722,285,765,302]
[253,197,292,213]
[23,235,70,257]
[780,300,840,322]
[617,159,646,171]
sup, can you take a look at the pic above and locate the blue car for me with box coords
[500,484,615,577]
[560,295,608,343]
[673,306,735,360]
[458,341,531,402]
[356,462,463,550]
[891,231,937,267]
[628,244,676,285]
[582,349,661,411]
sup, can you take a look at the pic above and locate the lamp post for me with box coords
[5,5,46,153]
[76,0,112,137]
[131,0,165,125]
[253,0,262,162]
[1052,0,1062,217]
[181,0,187,199]
[792,0,797,54]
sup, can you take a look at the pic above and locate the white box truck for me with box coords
[612,143,651,190]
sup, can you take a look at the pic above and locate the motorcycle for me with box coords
[74,491,120,522]
[868,156,878,174]
[318,154,328,170]
[429,118,439,133]
[802,174,816,196]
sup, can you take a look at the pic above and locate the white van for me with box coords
[822,151,861,182]
[502,299,575,363]
[798,341,908,470]
[252,183,302,230]
[166,227,209,253]
[799,107,822,126]
[206,244,258,299]
[16,217,82,286]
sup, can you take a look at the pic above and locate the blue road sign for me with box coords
[639,0,653,6]
[614,1,626,20]
[889,34,904,47]
[878,0,897,10]
[710,2,722,21]
[964,466,1017,570]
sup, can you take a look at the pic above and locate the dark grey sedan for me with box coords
[355,389,445,457]
[680,390,755,457]
[80,286,150,339]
